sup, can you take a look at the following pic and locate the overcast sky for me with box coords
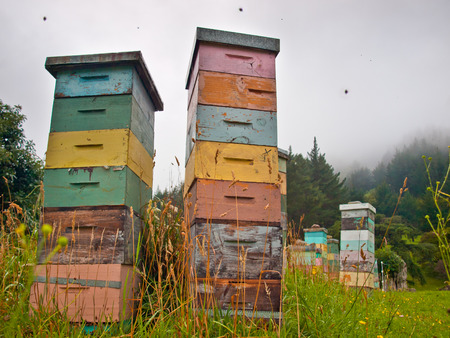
[1,0,449,191]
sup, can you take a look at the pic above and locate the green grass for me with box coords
[1,200,449,337]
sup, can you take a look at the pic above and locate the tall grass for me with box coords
[1,189,449,336]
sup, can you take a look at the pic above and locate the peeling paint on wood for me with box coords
[184,141,279,193]
[43,166,152,214]
[49,95,155,155]
[45,129,154,186]
[190,222,283,279]
[38,206,141,265]
[185,179,281,226]
[30,264,140,323]
[190,71,277,112]
[192,278,281,312]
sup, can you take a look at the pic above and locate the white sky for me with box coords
[1,0,449,190]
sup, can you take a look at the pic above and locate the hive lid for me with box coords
[185,27,280,88]
[339,202,376,213]
[45,51,163,111]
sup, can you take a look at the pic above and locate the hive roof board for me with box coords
[186,27,280,88]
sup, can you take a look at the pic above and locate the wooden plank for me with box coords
[43,166,152,214]
[30,264,140,323]
[184,141,279,193]
[186,105,277,164]
[185,179,281,226]
[38,206,141,265]
[193,278,281,313]
[195,71,277,112]
[340,239,375,253]
[50,95,155,156]
[45,129,154,187]
[190,222,282,280]
[281,212,287,231]
[339,271,374,288]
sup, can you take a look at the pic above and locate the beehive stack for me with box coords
[184,28,282,319]
[339,202,376,288]
[30,52,163,323]
[327,237,340,280]
[304,224,328,273]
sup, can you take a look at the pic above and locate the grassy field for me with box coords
[1,200,449,337]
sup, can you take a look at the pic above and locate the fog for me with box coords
[1,0,449,190]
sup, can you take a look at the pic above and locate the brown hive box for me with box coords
[38,206,142,265]
[190,222,283,280]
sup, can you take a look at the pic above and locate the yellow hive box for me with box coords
[184,141,278,193]
[45,129,153,187]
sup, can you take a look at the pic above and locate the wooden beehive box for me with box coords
[192,278,281,314]
[45,129,154,186]
[30,264,140,323]
[340,202,376,232]
[339,250,375,272]
[340,230,375,253]
[184,141,279,193]
[185,179,281,226]
[43,166,152,214]
[190,222,282,280]
[50,95,155,156]
[339,271,374,288]
[38,206,141,265]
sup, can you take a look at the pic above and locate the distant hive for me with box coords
[30,51,163,323]
[184,27,282,320]
[339,202,377,288]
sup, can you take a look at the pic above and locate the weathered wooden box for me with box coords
[43,166,152,214]
[46,129,153,186]
[339,271,374,288]
[184,141,279,193]
[46,52,163,113]
[190,222,282,280]
[185,105,277,163]
[192,278,281,314]
[340,202,376,232]
[340,250,375,272]
[50,95,154,156]
[38,206,141,265]
[189,71,277,113]
[30,264,140,323]
[185,179,281,226]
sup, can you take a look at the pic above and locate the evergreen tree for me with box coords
[287,138,347,229]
